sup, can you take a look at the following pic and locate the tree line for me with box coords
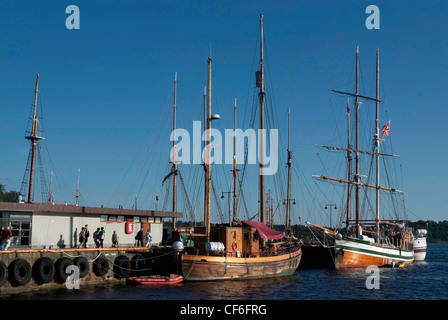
[0,184,19,202]
[425,220,448,242]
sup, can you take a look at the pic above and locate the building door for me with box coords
[10,219,32,248]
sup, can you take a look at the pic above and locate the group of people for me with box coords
[0,226,12,251]
[78,224,107,248]
[78,225,151,248]
[134,228,152,247]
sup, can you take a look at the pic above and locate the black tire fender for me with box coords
[32,257,55,284]
[0,261,8,287]
[8,258,32,286]
[113,255,131,279]
[93,257,109,276]
[74,256,90,278]
[55,257,74,282]
[130,254,146,276]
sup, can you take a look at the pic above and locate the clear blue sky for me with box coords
[1,1,447,224]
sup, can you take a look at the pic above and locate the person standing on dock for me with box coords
[98,227,105,248]
[145,229,152,248]
[0,226,4,249]
[112,230,119,248]
[135,228,143,247]
[84,224,90,248]
[1,226,12,250]
[78,227,86,248]
[93,228,100,248]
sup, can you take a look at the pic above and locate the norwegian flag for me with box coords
[381,121,390,138]
[346,99,350,118]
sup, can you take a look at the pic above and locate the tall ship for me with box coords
[307,47,414,269]
[177,15,302,281]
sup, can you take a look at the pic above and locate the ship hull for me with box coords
[180,248,302,281]
[413,237,427,261]
[334,237,414,268]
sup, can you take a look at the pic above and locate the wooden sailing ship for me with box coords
[177,15,302,281]
[307,47,414,269]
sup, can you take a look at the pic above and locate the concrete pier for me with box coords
[0,246,178,295]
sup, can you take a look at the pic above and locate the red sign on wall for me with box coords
[125,221,134,234]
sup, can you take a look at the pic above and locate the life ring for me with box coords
[0,261,8,287]
[113,255,131,279]
[130,254,146,276]
[232,242,238,251]
[8,258,32,286]
[32,257,55,284]
[55,257,74,283]
[93,257,109,276]
[74,256,89,278]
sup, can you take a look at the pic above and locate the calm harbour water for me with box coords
[2,243,447,302]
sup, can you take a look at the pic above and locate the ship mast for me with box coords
[172,72,178,230]
[25,74,44,203]
[257,14,266,224]
[285,108,292,230]
[346,97,352,229]
[48,171,54,203]
[375,49,380,242]
[205,57,212,245]
[316,47,394,236]
[203,85,207,230]
[355,46,361,237]
[75,169,80,206]
[232,98,238,225]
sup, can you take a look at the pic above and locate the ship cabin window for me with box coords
[100,215,107,222]
[108,215,117,221]
[117,215,124,222]
[253,232,258,242]
[244,231,249,240]
[213,231,220,241]
[141,217,148,222]
[232,231,236,239]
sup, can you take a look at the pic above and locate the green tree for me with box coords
[426,220,448,242]
[0,184,19,202]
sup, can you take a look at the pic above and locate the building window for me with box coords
[253,233,258,242]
